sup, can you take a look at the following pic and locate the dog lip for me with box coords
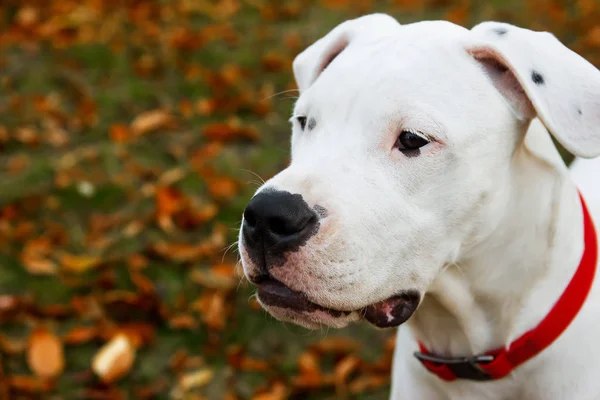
[256,277,350,318]
[254,277,420,326]
[362,290,421,328]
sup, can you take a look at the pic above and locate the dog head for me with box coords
[239,14,600,329]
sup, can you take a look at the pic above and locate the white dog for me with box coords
[238,14,600,399]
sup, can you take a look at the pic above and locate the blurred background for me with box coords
[0,0,598,399]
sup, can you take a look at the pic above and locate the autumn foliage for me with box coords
[0,0,599,399]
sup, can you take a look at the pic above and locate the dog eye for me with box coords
[297,116,307,130]
[396,130,429,151]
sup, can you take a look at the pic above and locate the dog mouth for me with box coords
[256,277,352,318]
[255,276,420,328]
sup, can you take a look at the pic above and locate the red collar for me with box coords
[415,192,598,381]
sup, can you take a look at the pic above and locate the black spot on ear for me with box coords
[308,117,316,131]
[577,108,583,116]
[531,70,545,85]
[493,27,508,36]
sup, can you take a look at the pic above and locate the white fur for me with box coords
[239,14,600,399]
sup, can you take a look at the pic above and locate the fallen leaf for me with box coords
[27,327,65,379]
[178,368,214,391]
[312,336,361,354]
[348,374,388,394]
[7,154,31,174]
[92,334,136,383]
[109,123,131,143]
[21,256,57,275]
[63,326,98,345]
[155,186,187,231]
[261,51,289,72]
[252,381,287,400]
[131,109,173,136]
[169,313,198,330]
[179,99,194,118]
[319,0,350,9]
[196,98,217,116]
[240,357,270,372]
[192,291,227,330]
[7,375,52,394]
[190,264,238,290]
[152,242,207,263]
[59,253,101,273]
[16,6,39,27]
[334,355,360,394]
[298,350,321,377]
[585,26,600,47]
[21,237,56,275]
[116,324,156,348]
[202,120,259,142]
[0,333,27,354]
[207,176,239,200]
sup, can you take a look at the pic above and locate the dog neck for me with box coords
[408,119,586,357]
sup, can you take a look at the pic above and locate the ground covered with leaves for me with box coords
[0,0,598,399]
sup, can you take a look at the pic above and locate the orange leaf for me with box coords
[152,242,207,262]
[240,357,270,372]
[130,270,155,293]
[207,176,239,200]
[220,64,244,86]
[334,355,360,391]
[169,314,199,330]
[117,324,155,348]
[190,265,238,290]
[283,31,302,51]
[92,334,136,383]
[319,0,350,9]
[202,120,259,142]
[27,327,65,379]
[7,375,51,393]
[63,326,98,345]
[155,186,185,218]
[16,6,39,27]
[252,381,287,400]
[312,336,361,354]
[178,368,214,391]
[179,99,194,118]
[348,374,388,394]
[585,26,600,47]
[262,51,289,72]
[21,256,57,275]
[7,154,31,174]
[109,124,130,143]
[130,109,172,136]
[192,291,227,330]
[196,98,217,116]
[298,350,321,377]
[59,253,101,273]
[443,5,470,25]
[0,333,27,354]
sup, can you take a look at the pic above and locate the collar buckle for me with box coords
[414,351,495,381]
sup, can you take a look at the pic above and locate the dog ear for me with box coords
[293,14,400,93]
[468,22,600,158]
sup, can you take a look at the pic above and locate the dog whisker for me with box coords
[261,88,300,102]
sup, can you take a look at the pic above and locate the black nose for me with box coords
[243,190,318,256]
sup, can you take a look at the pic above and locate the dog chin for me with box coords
[258,301,361,329]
